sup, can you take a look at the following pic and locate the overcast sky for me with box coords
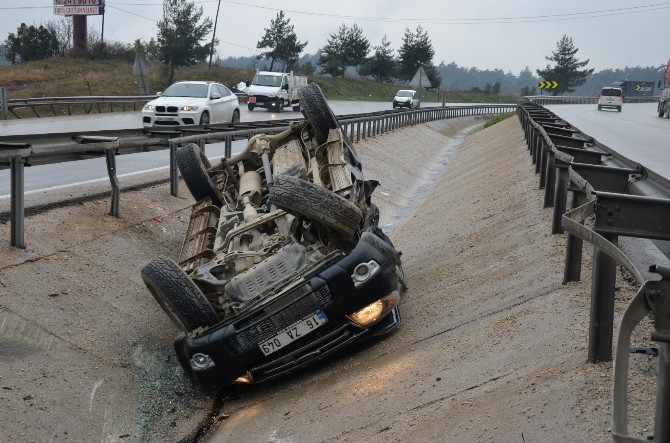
[2,0,668,74]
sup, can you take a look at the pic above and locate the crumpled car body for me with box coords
[141,83,405,387]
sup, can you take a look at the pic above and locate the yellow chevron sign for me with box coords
[539,80,559,89]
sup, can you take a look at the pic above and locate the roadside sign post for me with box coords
[133,54,151,95]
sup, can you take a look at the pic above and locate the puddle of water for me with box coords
[382,123,482,234]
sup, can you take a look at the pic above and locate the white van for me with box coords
[597,87,623,112]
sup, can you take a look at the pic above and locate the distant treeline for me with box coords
[220,53,666,97]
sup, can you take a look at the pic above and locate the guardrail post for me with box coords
[10,158,25,248]
[543,151,556,207]
[356,121,361,142]
[106,148,120,217]
[1,87,7,120]
[225,136,232,158]
[198,139,206,155]
[563,189,585,283]
[588,233,618,363]
[551,159,569,233]
[169,141,179,197]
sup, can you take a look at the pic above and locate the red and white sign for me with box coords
[53,0,104,15]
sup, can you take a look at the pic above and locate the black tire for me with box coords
[659,109,665,118]
[141,256,219,333]
[199,111,210,125]
[231,109,240,124]
[269,175,362,237]
[597,105,602,111]
[299,83,339,145]
[176,143,223,205]
[392,102,397,109]
[248,104,255,111]
[617,106,622,112]
[277,99,284,113]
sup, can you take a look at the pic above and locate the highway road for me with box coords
[0,100,434,200]
[1,100,667,202]
[547,102,670,178]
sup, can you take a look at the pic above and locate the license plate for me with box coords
[259,311,328,356]
[248,96,256,103]
[156,117,174,121]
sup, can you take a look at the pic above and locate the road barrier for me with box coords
[0,93,249,120]
[517,100,670,443]
[0,104,514,248]
[527,95,659,106]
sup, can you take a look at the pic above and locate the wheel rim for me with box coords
[232,110,239,124]
[200,112,210,125]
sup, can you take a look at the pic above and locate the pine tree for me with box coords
[154,0,213,85]
[397,26,441,87]
[256,11,307,72]
[536,35,593,96]
[358,35,396,82]
[317,24,370,78]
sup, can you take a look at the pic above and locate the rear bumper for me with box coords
[175,233,400,387]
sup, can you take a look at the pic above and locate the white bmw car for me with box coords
[142,81,240,127]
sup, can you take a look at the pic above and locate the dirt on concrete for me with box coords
[0,115,657,443]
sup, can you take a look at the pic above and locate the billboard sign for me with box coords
[53,0,104,15]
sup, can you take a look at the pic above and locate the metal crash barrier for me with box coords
[0,103,515,247]
[518,99,670,442]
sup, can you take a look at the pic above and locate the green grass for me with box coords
[0,58,517,104]
[484,111,516,128]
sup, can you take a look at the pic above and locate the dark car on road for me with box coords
[141,84,405,387]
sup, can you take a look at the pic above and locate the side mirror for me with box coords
[246,81,250,87]
[156,91,162,96]
[283,84,289,91]
[211,92,222,100]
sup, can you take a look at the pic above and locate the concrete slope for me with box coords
[207,118,652,442]
[0,116,653,443]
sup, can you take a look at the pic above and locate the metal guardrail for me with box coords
[0,104,515,248]
[527,95,660,106]
[517,100,670,443]
[0,91,249,119]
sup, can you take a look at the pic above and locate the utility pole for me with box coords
[209,0,222,69]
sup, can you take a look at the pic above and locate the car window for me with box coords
[601,88,622,97]
[396,91,414,98]
[162,83,208,98]
[253,75,282,87]
[216,84,231,97]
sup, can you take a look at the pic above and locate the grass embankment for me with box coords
[0,58,516,104]
[483,111,516,128]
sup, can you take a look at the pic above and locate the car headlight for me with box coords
[346,291,400,328]
[180,105,199,112]
[143,104,155,111]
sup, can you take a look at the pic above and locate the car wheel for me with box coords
[176,143,223,206]
[141,256,219,333]
[617,106,622,112]
[659,108,665,118]
[269,175,362,237]
[248,104,255,111]
[199,111,210,125]
[299,83,339,145]
[392,103,396,109]
[597,105,602,110]
[277,100,284,113]
[231,109,240,124]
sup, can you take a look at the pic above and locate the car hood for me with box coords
[147,96,206,107]
[248,85,280,96]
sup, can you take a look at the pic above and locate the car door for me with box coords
[215,84,237,122]
[206,84,225,123]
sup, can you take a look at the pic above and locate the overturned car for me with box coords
[141,84,405,387]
